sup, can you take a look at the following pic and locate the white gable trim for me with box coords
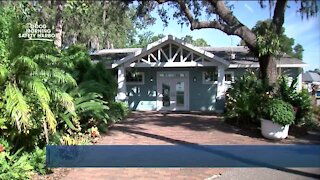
[112,35,229,68]
[228,63,307,68]
[171,36,229,65]
[127,61,220,68]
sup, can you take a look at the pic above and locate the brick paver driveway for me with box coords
[63,112,320,180]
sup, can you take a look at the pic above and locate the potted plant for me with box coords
[260,99,295,140]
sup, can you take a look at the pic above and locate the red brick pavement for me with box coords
[62,111,319,180]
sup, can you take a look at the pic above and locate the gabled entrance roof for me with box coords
[111,35,230,68]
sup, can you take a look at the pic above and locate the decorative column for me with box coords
[216,65,226,113]
[116,65,127,101]
[297,67,303,91]
[217,66,226,99]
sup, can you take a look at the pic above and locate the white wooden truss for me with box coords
[112,35,229,68]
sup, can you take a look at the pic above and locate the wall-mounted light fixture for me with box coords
[193,76,197,82]
[150,77,153,82]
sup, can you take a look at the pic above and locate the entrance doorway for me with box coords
[157,71,189,111]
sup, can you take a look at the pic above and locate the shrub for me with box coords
[0,137,10,152]
[276,76,313,125]
[261,99,295,126]
[108,101,130,122]
[276,76,298,103]
[0,149,34,179]
[29,147,47,175]
[83,62,117,102]
[0,137,47,177]
[60,45,118,132]
[62,45,117,102]
[293,89,313,125]
[225,71,270,125]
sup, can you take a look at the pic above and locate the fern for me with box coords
[13,56,39,71]
[4,83,31,133]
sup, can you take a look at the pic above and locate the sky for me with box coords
[140,1,320,71]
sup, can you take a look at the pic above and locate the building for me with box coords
[302,71,320,105]
[302,71,320,86]
[91,35,306,112]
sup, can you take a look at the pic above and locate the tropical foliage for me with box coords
[276,76,313,125]
[225,71,271,125]
[0,148,34,179]
[226,72,315,127]
[0,2,130,178]
[1,6,76,147]
[248,19,304,59]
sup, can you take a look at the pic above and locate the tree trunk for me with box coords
[54,0,65,49]
[107,40,110,49]
[43,121,49,144]
[259,55,278,85]
[102,0,109,25]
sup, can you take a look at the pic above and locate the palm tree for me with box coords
[0,6,76,143]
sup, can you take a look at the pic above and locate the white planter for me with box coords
[261,118,289,140]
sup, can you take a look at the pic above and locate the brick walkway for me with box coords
[63,111,320,180]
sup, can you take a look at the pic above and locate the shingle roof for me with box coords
[91,41,306,68]
[302,71,320,82]
[202,46,305,66]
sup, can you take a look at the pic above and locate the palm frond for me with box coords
[27,77,50,103]
[76,101,108,112]
[49,68,77,87]
[61,113,78,130]
[74,91,109,124]
[57,91,75,114]
[74,92,103,104]
[48,87,75,114]
[26,77,58,132]
[33,54,59,66]
[76,80,107,95]
[4,83,31,132]
[13,56,38,71]
[42,104,57,133]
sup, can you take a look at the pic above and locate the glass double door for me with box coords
[157,72,189,111]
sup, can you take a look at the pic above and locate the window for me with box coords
[224,71,234,83]
[126,71,144,84]
[203,69,218,84]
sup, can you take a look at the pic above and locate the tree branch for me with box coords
[172,0,257,52]
[156,0,171,4]
[272,0,288,34]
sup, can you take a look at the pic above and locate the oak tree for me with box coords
[135,0,318,85]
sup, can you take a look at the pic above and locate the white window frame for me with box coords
[126,71,145,85]
[224,71,235,84]
[202,70,218,84]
